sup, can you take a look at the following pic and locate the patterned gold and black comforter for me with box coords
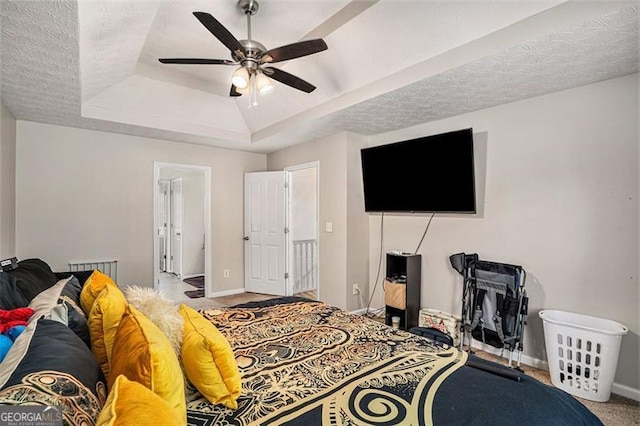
[186,298,602,426]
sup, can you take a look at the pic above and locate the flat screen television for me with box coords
[361,128,476,213]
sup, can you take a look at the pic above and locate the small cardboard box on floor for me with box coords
[419,308,461,346]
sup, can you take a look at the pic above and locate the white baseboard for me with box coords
[470,341,549,371]
[470,341,640,402]
[208,288,245,298]
[611,382,640,401]
[350,306,384,316]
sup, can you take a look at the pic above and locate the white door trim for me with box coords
[158,180,170,272]
[153,162,212,297]
[170,177,183,279]
[284,161,320,300]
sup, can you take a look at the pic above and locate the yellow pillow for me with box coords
[179,304,241,409]
[109,305,186,423]
[96,375,183,426]
[88,285,127,378]
[80,270,117,315]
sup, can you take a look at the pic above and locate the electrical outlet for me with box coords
[352,283,359,295]
[223,269,230,278]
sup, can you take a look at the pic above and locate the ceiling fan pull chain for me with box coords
[250,72,258,107]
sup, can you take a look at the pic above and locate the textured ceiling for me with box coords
[1,1,638,153]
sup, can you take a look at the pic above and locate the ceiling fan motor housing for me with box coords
[232,39,267,67]
[238,0,259,16]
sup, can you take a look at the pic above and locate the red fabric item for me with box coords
[0,320,28,334]
[0,308,34,333]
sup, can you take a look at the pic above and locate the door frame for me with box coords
[284,161,320,299]
[169,177,183,278]
[153,162,212,296]
[158,180,170,272]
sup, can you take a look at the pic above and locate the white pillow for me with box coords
[124,286,184,355]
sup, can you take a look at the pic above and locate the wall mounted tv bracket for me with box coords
[0,257,18,272]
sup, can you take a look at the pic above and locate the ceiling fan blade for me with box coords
[230,84,242,97]
[193,12,246,57]
[263,67,316,93]
[261,39,327,63]
[159,58,236,65]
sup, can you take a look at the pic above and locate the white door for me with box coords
[244,172,287,295]
[170,178,183,278]
[158,181,170,271]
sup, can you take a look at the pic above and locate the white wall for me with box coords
[367,73,639,391]
[290,167,317,242]
[0,103,16,259]
[15,121,266,291]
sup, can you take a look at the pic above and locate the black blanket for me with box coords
[186,297,601,426]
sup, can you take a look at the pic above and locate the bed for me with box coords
[185,297,602,425]
[0,259,602,425]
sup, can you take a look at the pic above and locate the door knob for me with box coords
[243,236,249,241]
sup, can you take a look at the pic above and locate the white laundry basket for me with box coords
[539,310,627,402]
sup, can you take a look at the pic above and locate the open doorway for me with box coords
[153,162,211,301]
[158,177,183,277]
[286,162,319,300]
[243,162,319,299]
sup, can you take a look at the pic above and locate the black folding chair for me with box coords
[450,253,529,369]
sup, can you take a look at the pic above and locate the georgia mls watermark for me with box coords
[0,406,62,426]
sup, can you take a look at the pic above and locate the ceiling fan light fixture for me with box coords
[231,67,250,89]
[256,72,273,95]
[236,83,250,95]
[159,3,327,98]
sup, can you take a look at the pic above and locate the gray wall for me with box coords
[0,103,16,259]
[15,121,266,290]
[346,133,370,312]
[367,73,639,392]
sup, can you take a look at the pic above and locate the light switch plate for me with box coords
[325,222,333,233]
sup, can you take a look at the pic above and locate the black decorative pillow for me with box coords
[28,277,90,347]
[4,259,57,302]
[0,272,29,310]
[54,270,95,288]
[0,319,107,424]
[59,275,83,307]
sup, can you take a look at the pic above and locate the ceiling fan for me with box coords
[159,0,328,102]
